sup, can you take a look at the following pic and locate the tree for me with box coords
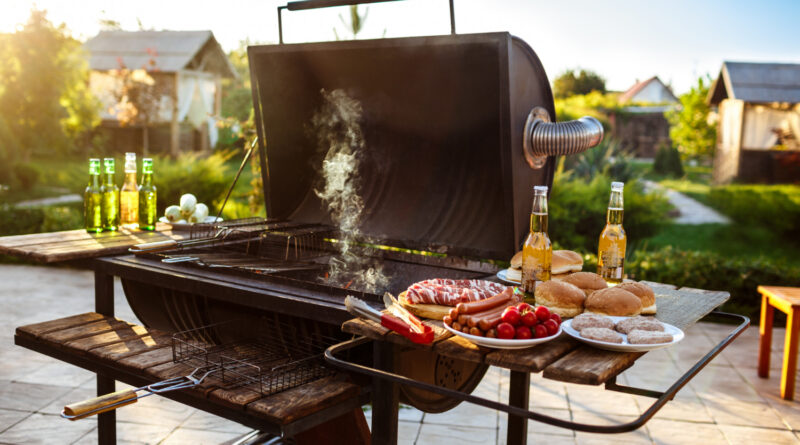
[0,8,100,160]
[664,77,716,160]
[553,69,606,98]
[333,5,369,40]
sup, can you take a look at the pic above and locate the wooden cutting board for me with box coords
[397,292,453,320]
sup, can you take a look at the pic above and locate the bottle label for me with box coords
[600,243,624,268]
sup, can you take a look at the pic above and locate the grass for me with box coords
[641,223,800,267]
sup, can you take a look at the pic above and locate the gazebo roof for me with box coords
[84,30,237,79]
[708,61,800,105]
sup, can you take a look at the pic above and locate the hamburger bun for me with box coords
[534,280,585,318]
[560,272,608,297]
[506,267,521,282]
[510,251,523,269]
[585,287,642,317]
[615,282,656,314]
[552,250,583,275]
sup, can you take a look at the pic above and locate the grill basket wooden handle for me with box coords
[63,389,137,421]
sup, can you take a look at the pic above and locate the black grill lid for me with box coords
[248,32,555,261]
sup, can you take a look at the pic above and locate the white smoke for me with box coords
[312,89,389,294]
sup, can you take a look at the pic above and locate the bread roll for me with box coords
[615,282,656,314]
[585,287,642,317]
[560,272,608,297]
[552,250,583,275]
[534,280,585,318]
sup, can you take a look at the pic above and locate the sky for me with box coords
[2,0,800,94]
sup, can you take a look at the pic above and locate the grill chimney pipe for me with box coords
[523,107,604,169]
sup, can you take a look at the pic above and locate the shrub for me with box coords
[0,205,46,235]
[13,163,41,190]
[624,247,800,324]
[653,144,683,177]
[549,172,671,253]
[153,152,233,216]
[708,185,800,239]
[41,203,83,232]
[568,139,637,184]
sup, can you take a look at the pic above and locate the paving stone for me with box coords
[179,410,253,434]
[497,409,574,440]
[38,386,96,416]
[704,399,787,429]
[421,399,498,429]
[649,394,714,423]
[0,380,71,412]
[571,412,651,444]
[159,427,245,445]
[14,361,95,388]
[689,364,765,403]
[719,424,800,445]
[116,421,175,444]
[565,384,641,417]
[0,408,29,434]
[397,420,420,445]
[647,418,728,445]
[0,412,94,445]
[114,384,194,427]
[416,423,497,445]
[397,405,424,423]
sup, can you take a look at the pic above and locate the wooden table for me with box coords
[758,285,800,400]
[0,223,188,263]
[336,283,737,445]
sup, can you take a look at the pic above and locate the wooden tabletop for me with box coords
[343,282,729,386]
[0,223,189,263]
[758,286,800,308]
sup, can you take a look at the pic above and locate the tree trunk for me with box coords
[142,125,149,156]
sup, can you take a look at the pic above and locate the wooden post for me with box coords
[371,341,398,445]
[94,268,116,444]
[758,291,773,378]
[170,73,180,156]
[781,309,799,400]
[507,370,530,445]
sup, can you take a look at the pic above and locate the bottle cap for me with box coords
[611,181,624,190]
[89,158,100,174]
[103,158,115,174]
[124,152,137,173]
[533,185,548,194]
[142,158,153,173]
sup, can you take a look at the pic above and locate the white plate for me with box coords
[443,322,561,349]
[159,216,223,230]
[561,316,684,352]
[496,269,521,285]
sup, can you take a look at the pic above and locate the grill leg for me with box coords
[94,269,117,445]
[372,341,398,445]
[507,370,530,445]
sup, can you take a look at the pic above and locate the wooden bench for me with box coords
[758,285,800,400]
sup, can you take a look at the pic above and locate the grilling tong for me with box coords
[345,294,434,344]
[61,368,214,420]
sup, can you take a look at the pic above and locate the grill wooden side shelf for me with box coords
[329,284,750,445]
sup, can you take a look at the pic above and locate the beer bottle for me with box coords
[84,158,103,233]
[597,181,627,284]
[100,158,120,231]
[120,152,139,225]
[521,185,552,295]
[138,158,157,231]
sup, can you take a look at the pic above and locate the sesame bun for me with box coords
[534,280,585,318]
[552,250,583,275]
[585,287,642,317]
[560,272,608,297]
[615,282,656,314]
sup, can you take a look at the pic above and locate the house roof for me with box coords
[618,76,678,104]
[84,30,237,79]
[708,61,800,105]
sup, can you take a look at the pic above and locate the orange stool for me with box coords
[758,286,800,400]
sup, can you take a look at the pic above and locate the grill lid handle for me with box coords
[523,107,604,169]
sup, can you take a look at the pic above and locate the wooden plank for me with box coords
[209,386,265,409]
[542,287,730,385]
[484,336,578,373]
[246,375,361,425]
[433,334,488,363]
[87,333,173,361]
[16,313,107,339]
[64,325,154,351]
[0,223,178,247]
[117,346,176,371]
[39,318,134,344]
[342,318,389,339]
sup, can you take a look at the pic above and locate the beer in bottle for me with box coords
[120,152,139,225]
[521,185,552,294]
[138,158,157,231]
[84,158,102,233]
[597,181,627,284]
[101,158,120,231]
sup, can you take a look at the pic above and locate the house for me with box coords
[85,30,237,155]
[708,61,800,184]
[609,76,678,158]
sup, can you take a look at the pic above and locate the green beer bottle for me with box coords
[84,158,103,233]
[138,158,157,231]
[101,158,120,231]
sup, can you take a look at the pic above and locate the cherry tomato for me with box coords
[516,302,533,313]
[497,322,515,339]
[542,319,559,336]
[535,305,551,323]
[549,313,562,325]
[515,325,532,340]
[533,324,548,338]
[501,307,521,326]
[521,311,538,327]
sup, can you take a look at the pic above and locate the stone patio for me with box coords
[0,264,798,444]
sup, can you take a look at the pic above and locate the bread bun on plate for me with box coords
[508,250,581,282]
[560,272,608,297]
[584,287,642,317]
[614,282,656,314]
[534,280,585,318]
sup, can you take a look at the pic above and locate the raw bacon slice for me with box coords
[404,279,509,306]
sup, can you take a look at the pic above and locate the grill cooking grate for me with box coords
[172,317,339,396]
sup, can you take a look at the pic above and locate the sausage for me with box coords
[462,325,471,334]
[452,321,462,332]
[443,315,453,326]
[485,328,497,338]
[457,314,468,326]
[465,303,508,328]
[449,307,459,320]
[469,327,484,337]
[476,302,519,331]
[456,287,513,314]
